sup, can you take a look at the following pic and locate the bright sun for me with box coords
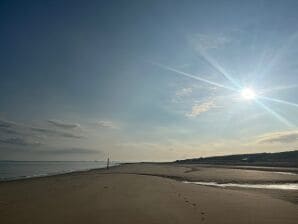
[241,87,257,100]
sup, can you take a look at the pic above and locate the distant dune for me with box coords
[175,150,298,167]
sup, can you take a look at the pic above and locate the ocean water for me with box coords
[183,181,298,190]
[0,161,119,181]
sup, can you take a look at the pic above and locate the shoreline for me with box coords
[0,162,122,183]
[1,162,298,183]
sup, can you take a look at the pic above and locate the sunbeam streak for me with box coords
[255,100,295,128]
[150,61,237,91]
[260,84,298,94]
[195,49,241,88]
[260,96,298,108]
[150,60,296,128]
[256,32,298,82]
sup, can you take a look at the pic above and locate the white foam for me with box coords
[272,171,297,176]
[183,181,298,190]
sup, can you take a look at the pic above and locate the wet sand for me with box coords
[0,163,297,224]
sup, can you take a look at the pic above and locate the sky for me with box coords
[1,0,298,161]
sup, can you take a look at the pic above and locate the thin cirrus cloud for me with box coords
[0,120,14,128]
[176,88,193,97]
[257,131,298,144]
[30,127,84,139]
[95,120,118,129]
[0,119,26,136]
[44,147,102,154]
[186,100,216,118]
[0,119,19,129]
[0,136,41,146]
[0,127,19,135]
[189,33,231,51]
[0,119,84,140]
[47,120,80,129]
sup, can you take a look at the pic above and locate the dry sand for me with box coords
[0,163,297,224]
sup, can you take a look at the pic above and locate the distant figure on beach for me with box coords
[107,157,110,169]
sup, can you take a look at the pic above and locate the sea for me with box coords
[0,161,119,181]
[183,180,298,190]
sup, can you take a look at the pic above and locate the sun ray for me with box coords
[255,31,298,82]
[260,96,298,108]
[255,100,295,128]
[195,49,242,89]
[149,60,296,128]
[251,47,271,85]
[150,61,238,91]
[260,84,298,94]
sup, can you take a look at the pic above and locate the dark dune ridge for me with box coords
[175,150,298,167]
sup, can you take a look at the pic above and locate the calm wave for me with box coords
[0,161,119,181]
[183,181,298,190]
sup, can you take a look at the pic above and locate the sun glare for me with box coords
[241,87,257,100]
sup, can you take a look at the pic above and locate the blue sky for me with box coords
[1,0,298,161]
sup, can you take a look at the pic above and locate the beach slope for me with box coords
[0,163,297,224]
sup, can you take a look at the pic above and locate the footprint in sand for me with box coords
[200,211,206,222]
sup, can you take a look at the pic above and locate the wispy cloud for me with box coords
[257,131,298,144]
[0,119,18,128]
[31,127,84,139]
[186,99,216,117]
[0,128,19,135]
[0,119,83,139]
[44,147,102,154]
[0,119,28,137]
[0,137,41,146]
[236,113,266,127]
[47,120,80,129]
[176,87,192,97]
[190,33,231,50]
[0,120,12,128]
[95,120,118,129]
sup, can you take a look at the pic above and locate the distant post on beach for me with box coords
[107,157,110,169]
